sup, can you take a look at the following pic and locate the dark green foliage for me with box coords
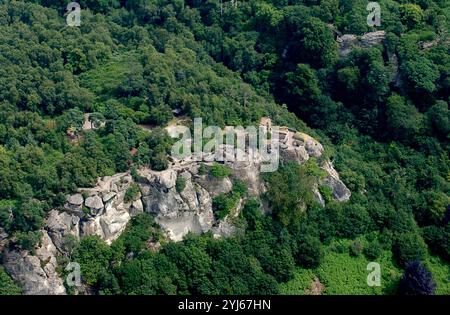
[73,236,112,286]
[175,176,186,193]
[295,235,324,268]
[0,0,449,295]
[364,240,383,260]
[423,224,450,261]
[124,183,140,203]
[264,163,315,226]
[393,233,428,267]
[318,185,333,204]
[209,163,232,178]
[212,178,247,220]
[119,214,159,255]
[242,199,264,231]
[0,267,21,295]
[398,261,436,295]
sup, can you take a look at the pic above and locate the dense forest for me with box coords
[0,0,449,295]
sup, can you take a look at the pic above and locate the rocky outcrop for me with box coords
[320,161,351,202]
[0,227,8,252]
[138,168,215,241]
[77,173,137,245]
[3,231,66,295]
[337,31,386,57]
[45,210,80,253]
[2,118,354,295]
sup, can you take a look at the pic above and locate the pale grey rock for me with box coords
[179,172,200,210]
[85,195,104,210]
[305,139,324,158]
[197,175,233,197]
[102,192,116,203]
[321,161,351,202]
[99,208,131,244]
[139,167,215,241]
[129,199,144,216]
[195,185,214,232]
[227,159,264,197]
[80,218,104,240]
[45,210,80,253]
[360,31,386,47]
[212,218,243,239]
[156,213,203,242]
[312,186,326,207]
[138,169,177,190]
[0,227,8,252]
[337,31,386,57]
[3,231,66,295]
[67,194,83,206]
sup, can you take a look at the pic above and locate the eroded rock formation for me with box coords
[3,231,66,295]
[337,31,386,57]
[3,118,351,294]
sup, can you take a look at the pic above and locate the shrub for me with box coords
[393,232,427,267]
[176,176,186,193]
[209,163,231,178]
[199,163,207,175]
[318,185,333,203]
[349,240,363,257]
[124,183,140,203]
[0,267,22,295]
[212,193,239,220]
[296,236,324,268]
[73,236,112,286]
[364,240,383,260]
[232,179,247,196]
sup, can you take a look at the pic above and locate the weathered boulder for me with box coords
[85,195,104,212]
[101,192,116,203]
[99,207,131,244]
[129,199,144,216]
[226,159,265,197]
[67,194,83,206]
[321,161,351,202]
[81,218,104,240]
[138,167,215,241]
[138,169,177,190]
[65,194,84,214]
[45,210,80,253]
[76,173,138,244]
[3,231,66,295]
[312,186,326,207]
[197,175,233,197]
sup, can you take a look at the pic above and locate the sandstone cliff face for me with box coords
[2,124,351,295]
[3,231,66,295]
[138,168,215,241]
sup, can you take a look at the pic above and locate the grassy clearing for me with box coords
[280,237,450,295]
[280,238,402,295]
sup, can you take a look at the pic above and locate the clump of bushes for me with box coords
[318,185,333,203]
[209,163,231,178]
[349,240,363,257]
[176,176,186,192]
[124,183,141,203]
[212,179,247,220]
